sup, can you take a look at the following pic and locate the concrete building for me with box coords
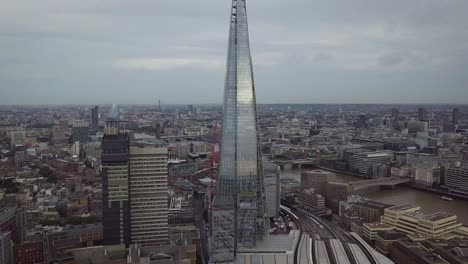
[52,123,68,145]
[348,151,392,177]
[0,232,11,264]
[129,139,168,246]
[11,131,26,146]
[300,169,333,195]
[91,106,99,131]
[381,204,463,239]
[14,240,44,264]
[444,166,468,195]
[361,222,394,244]
[391,239,468,264]
[407,120,429,134]
[72,121,91,143]
[413,166,440,187]
[418,107,429,122]
[296,189,325,211]
[374,231,406,256]
[263,158,280,218]
[0,207,24,244]
[325,182,353,213]
[355,201,392,224]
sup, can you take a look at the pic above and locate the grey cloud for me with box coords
[378,51,407,66]
[314,53,333,62]
[1,0,468,104]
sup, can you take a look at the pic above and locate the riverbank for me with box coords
[281,166,468,225]
[408,184,468,201]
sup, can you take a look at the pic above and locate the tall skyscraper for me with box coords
[129,140,168,246]
[211,0,268,262]
[101,108,131,246]
[91,106,99,131]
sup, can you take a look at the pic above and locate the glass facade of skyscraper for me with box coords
[211,0,268,262]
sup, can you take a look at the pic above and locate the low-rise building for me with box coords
[382,204,463,239]
[300,170,334,195]
[296,189,325,211]
[14,240,44,264]
[361,222,394,244]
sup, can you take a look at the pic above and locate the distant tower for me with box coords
[453,108,461,125]
[391,108,399,122]
[155,123,162,139]
[91,106,99,131]
[418,107,428,122]
[211,0,268,262]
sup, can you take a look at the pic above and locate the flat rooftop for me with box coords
[386,204,420,212]
[359,201,392,209]
[422,212,456,222]
[363,222,393,229]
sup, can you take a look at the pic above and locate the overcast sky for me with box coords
[1,0,468,105]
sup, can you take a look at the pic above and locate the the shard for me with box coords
[211,0,268,262]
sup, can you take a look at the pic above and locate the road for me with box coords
[194,197,209,264]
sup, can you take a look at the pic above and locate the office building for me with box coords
[52,123,68,145]
[418,107,429,122]
[296,189,325,211]
[407,120,429,134]
[0,232,11,264]
[453,108,461,125]
[0,207,24,244]
[381,204,462,239]
[14,241,44,264]
[391,239,468,264]
[348,151,392,177]
[72,121,91,143]
[301,169,334,195]
[444,166,468,195]
[91,106,99,131]
[263,158,280,218]
[374,231,406,256]
[129,139,168,246]
[391,108,399,122]
[211,0,268,261]
[101,113,131,246]
[355,201,392,224]
[10,131,26,146]
[413,166,440,187]
[361,222,394,244]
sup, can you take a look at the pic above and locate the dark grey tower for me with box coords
[211,0,268,262]
[91,106,99,131]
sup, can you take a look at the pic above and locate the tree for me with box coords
[39,166,52,177]
[46,174,58,184]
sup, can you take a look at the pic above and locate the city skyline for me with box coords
[1,0,468,105]
[1,1,468,263]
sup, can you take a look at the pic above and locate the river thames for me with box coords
[281,167,468,225]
